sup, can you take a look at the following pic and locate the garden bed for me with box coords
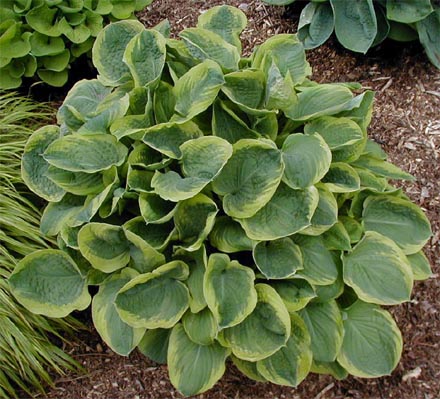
[34,1,440,398]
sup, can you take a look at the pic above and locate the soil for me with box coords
[34,1,440,398]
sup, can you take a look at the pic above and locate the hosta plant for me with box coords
[9,6,433,396]
[0,0,153,89]
[262,0,440,69]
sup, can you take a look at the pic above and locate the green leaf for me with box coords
[220,283,290,361]
[362,195,432,254]
[197,5,247,51]
[29,32,65,56]
[322,221,352,251]
[180,27,240,72]
[182,308,218,345]
[46,166,104,196]
[9,249,90,317]
[212,99,260,144]
[417,8,440,69]
[351,154,414,180]
[115,261,190,329]
[40,194,84,236]
[26,3,62,36]
[174,193,218,251]
[299,300,343,362]
[271,279,316,313]
[252,34,311,85]
[37,68,69,87]
[253,238,303,279]
[92,269,145,355]
[123,217,175,251]
[311,361,348,380]
[292,235,339,286]
[239,184,319,241]
[139,192,177,223]
[204,253,257,329]
[298,2,334,49]
[330,0,377,53]
[281,133,331,189]
[256,313,312,387]
[212,139,284,219]
[78,223,130,273]
[406,251,432,280]
[173,59,224,121]
[58,18,91,44]
[138,328,171,364]
[142,121,203,159]
[387,0,433,23]
[339,215,363,244]
[285,84,357,121]
[337,300,403,377]
[232,356,267,382]
[123,29,166,87]
[342,231,414,305]
[209,216,254,253]
[43,134,128,173]
[304,116,364,150]
[300,183,338,236]
[92,20,144,85]
[168,324,230,397]
[322,162,360,193]
[21,125,65,202]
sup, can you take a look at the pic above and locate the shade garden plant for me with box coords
[8,5,433,396]
[0,0,153,89]
[262,0,440,69]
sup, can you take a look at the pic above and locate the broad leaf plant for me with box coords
[9,6,432,396]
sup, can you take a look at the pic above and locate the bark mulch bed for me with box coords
[35,1,440,398]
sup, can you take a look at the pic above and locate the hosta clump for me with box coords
[263,0,440,69]
[0,0,152,89]
[9,5,433,396]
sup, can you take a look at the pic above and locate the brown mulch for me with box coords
[38,1,440,398]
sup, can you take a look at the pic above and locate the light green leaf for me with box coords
[123,217,175,251]
[239,184,319,241]
[252,34,311,85]
[282,133,331,189]
[232,356,267,382]
[204,253,257,329]
[253,238,303,279]
[407,251,432,280]
[43,134,128,173]
[256,313,312,387]
[174,193,218,251]
[173,59,224,121]
[299,300,343,362]
[337,300,403,377]
[9,249,90,317]
[142,121,203,159]
[342,231,414,305]
[197,5,247,50]
[21,125,65,202]
[322,221,352,251]
[26,3,62,36]
[292,235,339,285]
[92,269,145,356]
[311,361,348,380]
[209,216,254,253]
[182,308,218,345]
[362,195,432,254]
[300,183,338,236]
[271,279,316,313]
[168,324,230,396]
[37,68,69,87]
[127,143,165,170]
[46,166,104,196]
[180,27,240,72]
[351,155,415,181]
[304,116,364,150]
[339,215,363,244]
[29,32,65,56]
[138,328,171,364]
[123,29,166,87]
[285,84,357,121]
[322,162,360,193]
[220,283,291,361]
[330,0,377,53]
[139,192,177,223]
[115,261,190,329]
[212,139,284,219]
[92,20,144,85]
[78,223,130,273]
